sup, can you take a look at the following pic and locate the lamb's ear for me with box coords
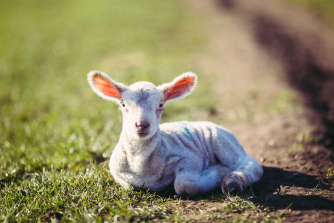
[87,70,127,102]
[157,72,197,102]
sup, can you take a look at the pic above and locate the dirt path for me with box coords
[185,0,334,222]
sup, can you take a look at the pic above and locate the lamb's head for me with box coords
[87,70,197,140]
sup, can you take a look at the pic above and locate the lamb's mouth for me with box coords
[137,132,149,137]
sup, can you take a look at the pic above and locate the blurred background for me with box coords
[1,0,334,221]
[0,0,216,220]
[0,0,212,173]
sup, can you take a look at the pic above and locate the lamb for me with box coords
[87,70,263,196]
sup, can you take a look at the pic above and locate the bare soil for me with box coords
[179,0,334,222]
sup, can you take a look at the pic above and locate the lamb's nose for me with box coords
[135,121,150,129]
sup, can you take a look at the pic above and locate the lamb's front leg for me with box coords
[174,165,232,196]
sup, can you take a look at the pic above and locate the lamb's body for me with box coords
[88,70,263,195]
[110,121,262,195]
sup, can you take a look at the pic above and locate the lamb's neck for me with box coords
[120,130,160,158]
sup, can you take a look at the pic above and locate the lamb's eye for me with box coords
[159,104,163,108]
[122,103,125,107]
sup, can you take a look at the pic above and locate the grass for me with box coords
[327,167,334,177]
[0,0,290,222]
[0,0,207,180]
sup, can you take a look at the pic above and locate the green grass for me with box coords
[0,0,288,222]
[327,167,334,177]
[0,0,207,179]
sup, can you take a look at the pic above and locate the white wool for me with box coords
[110,121,262,194]
[88,70,263,195]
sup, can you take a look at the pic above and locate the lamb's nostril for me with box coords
[136,121,150,129]
[143,122,150,129]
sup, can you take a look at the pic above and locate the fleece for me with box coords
[109,121,263,195]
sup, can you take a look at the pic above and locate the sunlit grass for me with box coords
[0,0,207,176]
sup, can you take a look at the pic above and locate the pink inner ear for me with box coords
[94,75,121,98]
[165,76,193,100]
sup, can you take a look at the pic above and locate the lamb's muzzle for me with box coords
[135,121,150,137]
[87,70,263,196]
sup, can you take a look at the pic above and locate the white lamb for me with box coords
[87,70,263,196]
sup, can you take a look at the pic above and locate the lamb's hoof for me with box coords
[174,179,200,197]
[222,181,243,196]
[221,173,244,196]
